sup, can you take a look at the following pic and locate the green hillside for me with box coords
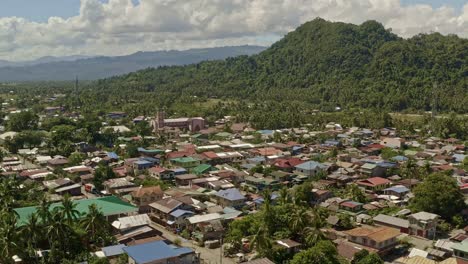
[91,19,467,114]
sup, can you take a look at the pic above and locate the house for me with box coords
[373,214,409,233]
[175,174,198,186]
[356,177,391,191]
[243,258,275,264]
[408,212,440,238]
[294,161,327,178]
[339,200,364,213]
[380,137,404,149]
[383,185,410,199]
[149,198,192,225]
[95,244,126,260]
[344,226,400,255]
[111,214,151,232]
[360,163,386,177]
[214,188,245,209]
[170,157,200,169]
[167,209,195,228]
[276,239,302,253]
[273,158,305,172]
[149,167,175,180]
[131,186,164,213]
[192,164,217,176]
[123,240,197,264]
[452,239,468,264]
[311,189,334,205]
[47,156,69,169]
[104,178,137,195]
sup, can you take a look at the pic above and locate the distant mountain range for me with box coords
[0,46,266,81]
[0,55,95,68]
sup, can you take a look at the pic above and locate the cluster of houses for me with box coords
[1,108,467,264]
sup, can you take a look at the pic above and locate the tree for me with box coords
[290,240,340,264]
[0,212,20,264]
[60,194,81,226]
[21,213,41,262]
[68,152,86,166]
[410,172,466,220]
[345,184,367,203]
[356,253,384,264]
[6,111,39,131]
[81,204,108,246]
[250,226,272,256]
[134,121,152,136]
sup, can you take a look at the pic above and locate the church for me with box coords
[151,111,206,133]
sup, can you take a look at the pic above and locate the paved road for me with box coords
[150,222,236,264]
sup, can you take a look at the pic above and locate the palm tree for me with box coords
[0,212,20,264]
[250,226,271,256]
[36,197,52,226]
[21,213,41,262]
[81,204,107,246]
[302,226,324,248]
[60,194,81,226]
[289,208,309,235]
[278,187,290,206]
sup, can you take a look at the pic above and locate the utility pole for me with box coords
[219,234,223,264]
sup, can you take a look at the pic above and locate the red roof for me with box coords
[367,144,385,149]
[203,151,219,159]
[149,166,169,173]
[357,177,391,187]
[274,158,305,168]
[166,151,191,159]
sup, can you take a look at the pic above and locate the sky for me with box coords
[0,0,466,61]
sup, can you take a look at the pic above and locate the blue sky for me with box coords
[0,0,465,22]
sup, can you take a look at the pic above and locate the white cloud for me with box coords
[0,0,467,60]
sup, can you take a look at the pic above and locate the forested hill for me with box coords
[94,18,467,113]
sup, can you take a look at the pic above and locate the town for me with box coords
[0,102,467,264]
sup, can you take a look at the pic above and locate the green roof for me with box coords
[170,157,199,163]
[452,240,468,252]
[193,164,215,175]
[14,196,137,226]
[215,132,232,137]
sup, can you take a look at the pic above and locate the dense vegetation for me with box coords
[88,18,467,113]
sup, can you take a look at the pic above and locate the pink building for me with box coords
[152,111,205,133]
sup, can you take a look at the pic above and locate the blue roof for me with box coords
[123,241,193,264]
[384,186,410,194]
[377,161,398,168]
[135,160,153,165]
[258,130,274,135]
[248,156,266,163]
[141,157,158,163]
[216,188,245,201]
[453,154,466,162]
[107,152,119,160]
[295,161,326,171]
[102,244,126,257]
[170,209,194,218]
[172,168,187,173]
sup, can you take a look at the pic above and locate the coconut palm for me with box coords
[278,187,291,206]
[60,194,81,226]
[0,212,20,264]
[289,207,310,235]
[21,213,41,262]
[250,226,271,256]
[81,204,107,246]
